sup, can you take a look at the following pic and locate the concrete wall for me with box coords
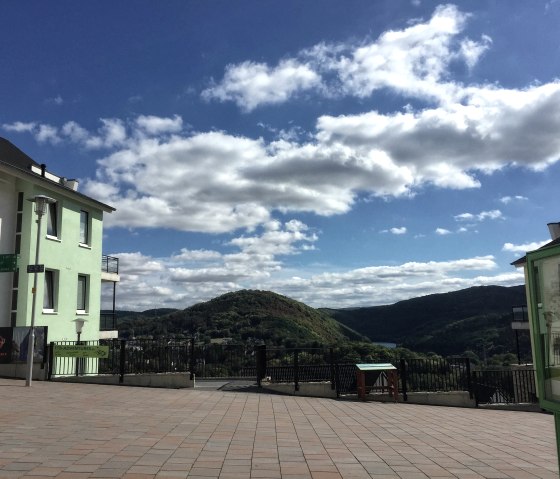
[403,391,476,408]
[0,362,48,380]
[261,382,476,406]
[53,373,195,389]
[262,382,338,398]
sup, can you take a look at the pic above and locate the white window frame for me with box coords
[77,274,88,314]
[79,210,90,246]
[46,202,59,239]
[43,269,58,313]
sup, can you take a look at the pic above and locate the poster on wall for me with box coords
[10,327,47,363]
[0,327,13,364]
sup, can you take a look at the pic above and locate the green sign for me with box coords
[54,345,109,358]
[0,254,18,273]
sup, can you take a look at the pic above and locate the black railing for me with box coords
[100,313,116,331]
[400,357,471,393]
[191,343,257,378]
[472,369,537,405]
[101,255,119,274]
[47,340,538,406]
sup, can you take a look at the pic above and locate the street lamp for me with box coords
[73,318,86,343]
[26,195,56,387]
[73,318,87,376]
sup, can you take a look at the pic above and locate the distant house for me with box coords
[0,138,119,376]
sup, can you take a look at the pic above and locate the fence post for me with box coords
[329,347,336,390]
[256,344,266,387]
[189,338,195,381]
[465,357,473,400]
[47,342,55,380]
[400,358,408,402]
[294,349,299,392]
[119,339,126,384]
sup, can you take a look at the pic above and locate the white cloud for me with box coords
[136,114,183,135]
[202,59,321,112]
[435,228,451,235]
[36,124,61,144]
[500,195,528,204]
[454,209,503,222]
[203,5,490,110]
[106,251,523,310]
[2,121,36,133]
[44,95,64,106]
[103,221,318,309]
[389,227,407,235]
[502,240,549,254]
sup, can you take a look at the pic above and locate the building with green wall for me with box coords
[0,138,119,356]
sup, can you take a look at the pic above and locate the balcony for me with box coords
[100,312,117,331]
[101,255,120,283]
[102,255,119,274]
[511,305,529,330]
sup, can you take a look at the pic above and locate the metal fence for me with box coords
[49,339,257,380]
[400,357,471,396]
[472,369,537,405]
[48,340,538,406]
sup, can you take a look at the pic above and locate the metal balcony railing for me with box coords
[100,312,117,331]
[101,255,119,274]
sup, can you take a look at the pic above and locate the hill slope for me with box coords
[323,285,528,359]
[118,289,368,347]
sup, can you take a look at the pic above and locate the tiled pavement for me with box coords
[0,379,558,479]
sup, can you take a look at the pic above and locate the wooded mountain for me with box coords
[115,285,530,363]
[116,290,368,348]
[324,285,529,361]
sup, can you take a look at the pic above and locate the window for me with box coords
[43,270,56,311]
[46,202,58,237]
[77,275,88,312]
[79,210,89,245]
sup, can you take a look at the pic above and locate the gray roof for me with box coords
[0,137,41,170]
[511,236,560,266]
[0,137,115,213]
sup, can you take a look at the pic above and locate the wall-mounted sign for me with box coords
[54,345,110,358]
[0,254,18,273]
[26,264,44,273]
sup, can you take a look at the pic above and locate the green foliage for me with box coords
[117,289,369,350]
[325,285,530,364]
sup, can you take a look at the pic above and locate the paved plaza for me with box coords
[0,379,558,479]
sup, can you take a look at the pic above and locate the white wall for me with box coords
[0,174,16,326]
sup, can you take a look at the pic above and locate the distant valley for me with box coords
[110,284,530,365]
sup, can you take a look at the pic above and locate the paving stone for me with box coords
[0,379,558,479]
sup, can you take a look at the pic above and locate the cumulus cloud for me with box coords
[202,59,321,112]
[136,114,183,135]
[382,227,407,235]
[103,221,318,309]
[2,121,36,133]
[454,209,503,222]
[500,195,528,204]
[502,240,549,253]
[435,228,451,235]
[6,7,560,241]
[203,5,489,110]
[105,251,522,310]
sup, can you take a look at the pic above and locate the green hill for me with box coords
[118,289,368,348]
[323,285,529,361]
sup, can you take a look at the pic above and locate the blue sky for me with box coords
[2,1,559,310]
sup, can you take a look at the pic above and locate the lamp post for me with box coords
[73,318,86,343]
[26,195,56,387]
[73,318,86,376]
